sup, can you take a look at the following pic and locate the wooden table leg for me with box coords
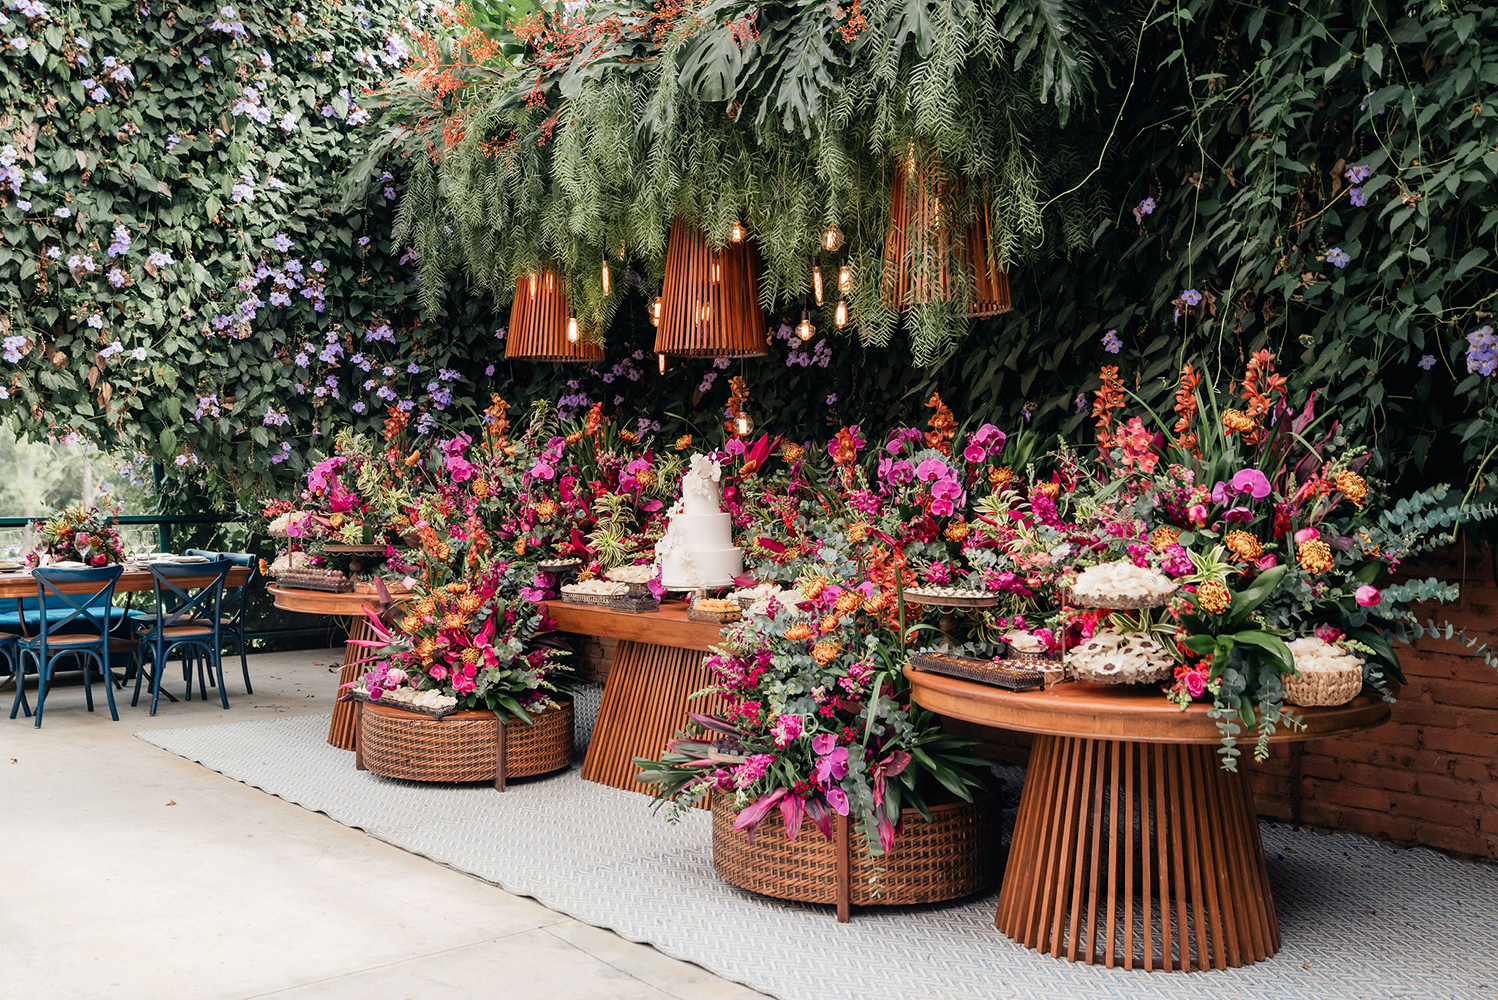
[995,735,1277,970]
[579,640,725,802]
[326,617,374,750]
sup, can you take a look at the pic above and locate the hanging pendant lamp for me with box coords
[880,160,1013,318]
[505,268,603,362]
[653,218,767,358]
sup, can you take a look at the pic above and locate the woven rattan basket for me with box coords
[1283,664,1364,707]
[711,792,1000,912]
[561,589,623,607]
[357,697,574,788]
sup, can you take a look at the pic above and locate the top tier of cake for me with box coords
[679,453,724,516]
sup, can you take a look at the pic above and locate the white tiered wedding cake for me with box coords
[655,453,743,590]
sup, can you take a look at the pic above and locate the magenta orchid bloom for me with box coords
[528,460,555,481]
[1230,468,1273,500]
[814,745,849,785]
[963,442,986,463]
[824,786,849,816]
[915,457,950,483]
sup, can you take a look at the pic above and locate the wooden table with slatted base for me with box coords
[905,666,1390,971]
[541,600,726,799]
[268,585,411,750]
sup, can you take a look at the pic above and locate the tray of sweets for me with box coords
[910,652,1046,691]
[609,594,662,614]
[279,568,354,593]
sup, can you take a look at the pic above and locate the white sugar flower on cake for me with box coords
[1070,559,1178,607]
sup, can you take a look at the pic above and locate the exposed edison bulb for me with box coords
[566,308,579,344]
[649,296,662,327]
[838,263,851,293]
[821,225,844,252]
[528,272,538,298]
[657,353,666,375]
[812,266,824,307]
[795,307,815,342]
[601,257,611,296]
[834,299,848,329]
[729,220,746,243]
[733,411,754,436]
[710,258,721,283]
[545,272,554,292]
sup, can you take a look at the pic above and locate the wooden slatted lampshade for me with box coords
[653,218,767,358]
[505,268,603,362]
[881,164,1013,318]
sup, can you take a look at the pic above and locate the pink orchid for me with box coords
[915,457,950,483]
[814,745,849,785]
[1230,468,1273,500]
[528,461,555,481]
[824,786,849,816]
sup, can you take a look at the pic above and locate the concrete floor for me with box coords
[0,649,765,1000]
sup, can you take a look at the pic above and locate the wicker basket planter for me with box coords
[355,696,574,791]
[711,791,1001,921]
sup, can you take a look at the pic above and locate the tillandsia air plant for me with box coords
[350,568,573,721]
[635,576,989,854]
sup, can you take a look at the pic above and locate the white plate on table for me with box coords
[48,560,87,569]
[170,555,211,564]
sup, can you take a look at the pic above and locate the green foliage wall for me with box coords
[0,0,516,502]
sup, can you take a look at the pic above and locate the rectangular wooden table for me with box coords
[541,599,728,798]
[0,566,251,630]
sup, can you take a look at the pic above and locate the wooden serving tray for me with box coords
[910,652,1046,691]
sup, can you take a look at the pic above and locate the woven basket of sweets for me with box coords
[609,593,661,614]
[1075,591,1177,611]
[561,589,621,606]
[689,599,743,624]
[1283,638,1365,707]
[1069,629,1175,685]
[1068,561,1178,610]
[604,566,656,596]
[279,568,353,593]
[910,652,1045,691]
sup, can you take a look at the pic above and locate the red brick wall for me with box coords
[1246,545,1498,858]
[561,631,617,683]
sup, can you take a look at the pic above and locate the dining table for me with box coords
[0,563,253,627]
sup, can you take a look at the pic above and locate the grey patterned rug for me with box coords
[138,691,1496,1000]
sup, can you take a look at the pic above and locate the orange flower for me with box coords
[513,538,528,556]
[459,647,482,665]
[1222,409,1255,434]
[636,467,656,488]
[780,441,804,462]
[415,637,437,661]
[810,641,841,666]
[783,623,814,642]
[925,393,956,454]
[1224,530,1262,560]
[565,430,584,445]
[674,434,693,451]
[739,459,760,476]
[535,498,559,521]
[834,590,862,614]
[845,522,868,544]
[800,575,827,600]
[820,614,841,633]
[944,522,971,542]
[458,593,482,614]
[584,402,603,436]
[989,467,1014,487]
[619,429,638,444]
[862,594,888,615]
[1034,482,1060,497]
[399,614,423,634]
[442,611,470,630]
[1172,363,1203,456]
[1335,470,1368,505]
[1297,538,1333,574]
[1196,581,1231,614]
[445,582,468,594]
[1150,526,1181,550]
[472,478,491,498]
[1093,365,1126,449]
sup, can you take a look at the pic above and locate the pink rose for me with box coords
[1255,554,1278,571]
[1355,585,1381,607]
[1185,671,1206,698]
[1294,527,1320,544]
[1187,503,1208,525]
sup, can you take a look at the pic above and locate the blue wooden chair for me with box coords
[133,559,233,716]
[1,630,22,720]
[15,566,125,727]
[186,549,258,694]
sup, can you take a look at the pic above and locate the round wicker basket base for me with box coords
[1283,667,1364,707]
[359,697,574,784]
[711,792,1000,908]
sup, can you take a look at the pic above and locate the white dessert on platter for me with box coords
[656,453,743,590]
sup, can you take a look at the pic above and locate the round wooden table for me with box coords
[905,666,1390,972]
[269,585,410,750]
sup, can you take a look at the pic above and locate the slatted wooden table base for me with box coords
[996,735,1278,970]
[327,616,376,750]
[579,639,726,801]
